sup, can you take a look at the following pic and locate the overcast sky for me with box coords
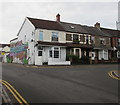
[0,1,119,44]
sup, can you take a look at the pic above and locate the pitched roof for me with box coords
[27,17,119,37]
[10,37,18,42]
[60,22,88,34]
[81,25,112,37]
[27,17,65,31]
[100,28,120,37]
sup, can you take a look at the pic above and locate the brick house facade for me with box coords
[10,14,120,65]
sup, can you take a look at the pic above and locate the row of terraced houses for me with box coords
[9,14,120,65]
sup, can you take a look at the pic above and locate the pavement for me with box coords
[1,63,120,104]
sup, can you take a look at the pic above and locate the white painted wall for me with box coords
[60,47,66,61]
[17,18,35,65]
[35,29,66,43]
[34,46,67,65]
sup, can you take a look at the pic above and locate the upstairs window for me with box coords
[100,38,106,45]
[73,34,79,43]
[52,32,58,41]
[73,34,79,41]
[80,35,85,42]
[66,34,72,41]
[39,31,43,41]
[91,36,95,44]
[86,35,89,44]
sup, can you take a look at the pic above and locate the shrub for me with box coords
[66,54,80,64]
[80,55,90,64]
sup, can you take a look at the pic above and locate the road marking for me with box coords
[0,81,23,105]
[108,70,120,80]
[0,80,29,105]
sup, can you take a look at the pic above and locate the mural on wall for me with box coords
[10,41,28,64]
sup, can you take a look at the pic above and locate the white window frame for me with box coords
[99,50,108,60]
[49,47,60,58]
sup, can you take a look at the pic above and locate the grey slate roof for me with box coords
[27,17,65,31]
[100,28,119,37]
[81,25,112,37]
[60,22,88,34]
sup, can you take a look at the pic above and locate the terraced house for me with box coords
[10,14,120,65]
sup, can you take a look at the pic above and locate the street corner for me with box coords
[108,70,120,80]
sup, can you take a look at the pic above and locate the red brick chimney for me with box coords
[94,22,100,29]
[56,13,60,22]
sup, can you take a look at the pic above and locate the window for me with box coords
[80,35,85,42]
[86,36,89,44]
[99,50,103,60]
[99,50,108,60]
[49,47,60,58]
[91,36,95,44]
[104,50,108,60]
[66,34,72,41]
[38,51,42,56]
[54,50,59,58]
[52,32,58,41]
[54,48,59,58]
[39,31,43,41]
[100,38,106,45]
[73,34,79,41]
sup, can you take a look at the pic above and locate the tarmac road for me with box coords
[2,63,119,104]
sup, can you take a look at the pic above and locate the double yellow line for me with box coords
[108,70,120,80]
[0,80,29,105]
